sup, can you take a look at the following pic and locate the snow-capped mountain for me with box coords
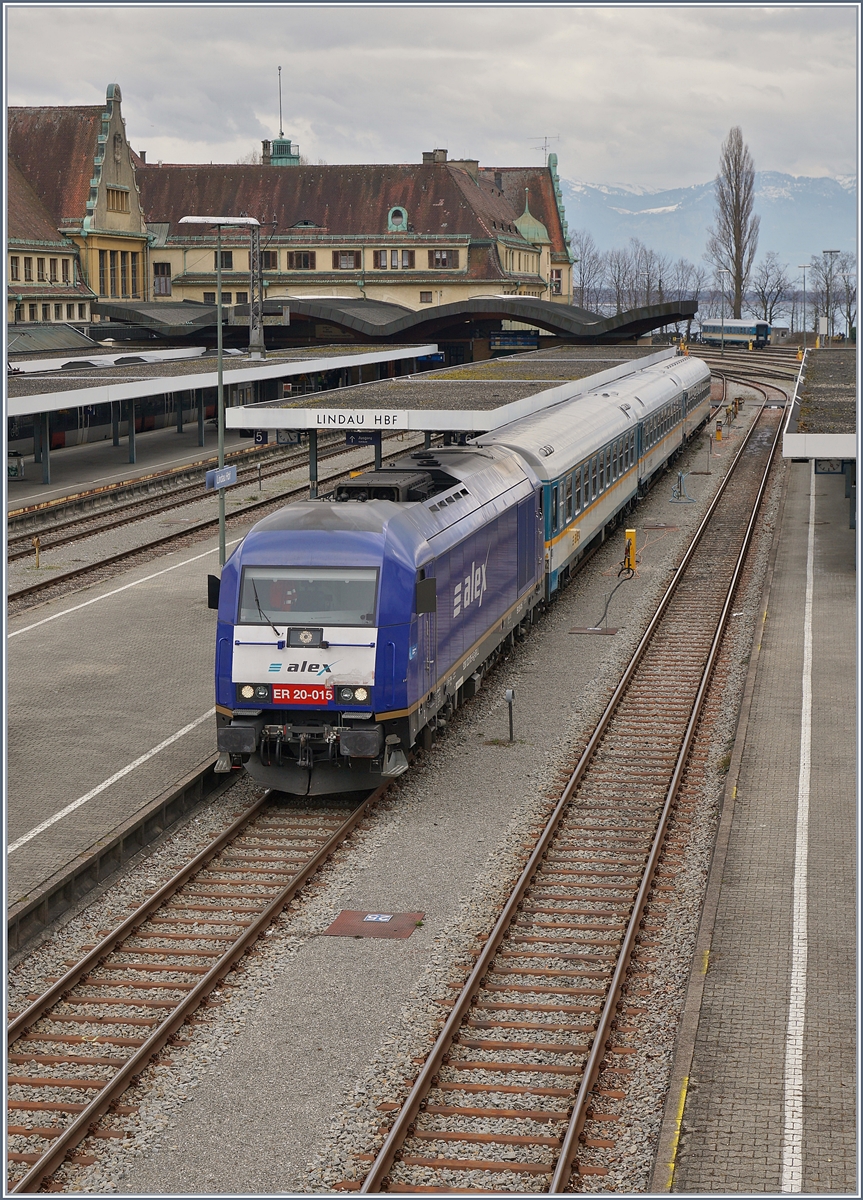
[560,172,857,264]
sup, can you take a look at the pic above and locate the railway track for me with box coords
[344,401,783,1194]
[7,435,427,606]
[6,785,389,1193]
[6,431,418,563]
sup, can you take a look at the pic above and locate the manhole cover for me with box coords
[322,910,425,938]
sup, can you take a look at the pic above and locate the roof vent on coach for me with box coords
[332,469,436,503]
[538,444,555,458]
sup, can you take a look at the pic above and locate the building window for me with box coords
[428,249,459,269]
[131,253,139,298]
[110,250,118,296]
[24,257,33,282]
[261,250,279,270]
[29,303,37,321]
[106,187,130,213]
[10,256,19,281]
[235,291,248,304]
[49,258,58,282]
[121,251,129,296]
[373,250,388,269]
[400,249,415,269]
[66,303,75,319]
[78,303,87,320]
[222,292,232,304]
[203,292,216,304]
[332,250,361,270]
[42,303,50,321]
[153,262,172,296]
[99,250,107,295]
[14,302,23,321]
[62,258,70,282]
[551,269,562,295]
[37,257,47,281]
[420,291,433,303]
[53,303,62,320]
[286,251,316,269]
[215,251,233,270]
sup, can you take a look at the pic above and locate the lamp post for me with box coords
[718,268,731,355]
[822,250,840,345]
[797,264,809,351]
[179,215,261,565]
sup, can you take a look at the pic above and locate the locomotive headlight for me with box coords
[353,686,369,702]
[240,685,255,700]
[338,686,355,703]
[254,685,269,700]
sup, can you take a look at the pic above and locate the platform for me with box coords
[656,461,856,1193]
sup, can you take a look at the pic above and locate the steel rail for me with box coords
[7,438,423,604]
[549,411,782,1191]
[9,783,388,1193]
[6,429,403,554]
[359,401,778,1194]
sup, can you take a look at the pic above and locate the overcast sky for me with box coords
[5,4,859,189]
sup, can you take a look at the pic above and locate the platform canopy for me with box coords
[226,346,679,435]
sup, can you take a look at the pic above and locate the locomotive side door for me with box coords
[415,567,437,693]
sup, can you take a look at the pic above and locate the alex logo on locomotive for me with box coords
[453,559,488,618]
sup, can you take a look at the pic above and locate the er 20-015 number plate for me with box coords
[272,684,334,705]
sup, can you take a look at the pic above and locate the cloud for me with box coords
[6,4,858,187]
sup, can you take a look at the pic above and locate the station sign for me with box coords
[254,430,268,445]
[312,410,406,430]
[345,430,382,448]
[205,465,238,491]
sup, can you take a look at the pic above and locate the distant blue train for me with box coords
[699,319,790,348]
[211,353,712,795]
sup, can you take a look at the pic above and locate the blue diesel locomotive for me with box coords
[211,353,712,795]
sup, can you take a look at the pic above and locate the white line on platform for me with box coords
[6,709,216,856]
[8,538,243,639]
[780,462,815,1193]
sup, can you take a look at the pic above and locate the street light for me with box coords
[718,268,731,355]
[797,264,809,352]
[179,215,260,566]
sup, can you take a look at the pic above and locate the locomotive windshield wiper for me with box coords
[252,580,283,639]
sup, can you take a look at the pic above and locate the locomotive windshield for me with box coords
[238,566,378,626]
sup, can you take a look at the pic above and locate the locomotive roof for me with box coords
[234,443,536,570]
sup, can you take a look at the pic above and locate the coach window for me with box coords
[591,456,598,498]
[551,484,559,533]
[612,442,618,479]
[565,475,573,522]
[598,451,604,493]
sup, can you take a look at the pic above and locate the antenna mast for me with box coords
[530,134,560,163]
[278,66,284,138]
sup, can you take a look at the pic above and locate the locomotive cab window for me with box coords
[239,566,378,626]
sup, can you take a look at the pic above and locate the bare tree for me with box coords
[705,126,760,317]
[836,251,857,339]
[570,229,604,311]
[751,251,790,323]
[236,148,262,164]
[604,247,630,315]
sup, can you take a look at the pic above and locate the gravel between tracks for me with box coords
[8,394,782,1194]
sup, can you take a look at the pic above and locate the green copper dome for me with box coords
[514,189,550,245]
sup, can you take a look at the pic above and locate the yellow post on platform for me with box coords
[624,529,636,572]
[715,421,723,442]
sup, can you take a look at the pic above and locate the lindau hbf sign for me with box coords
[205,465,237,491]
[314,410,405,429]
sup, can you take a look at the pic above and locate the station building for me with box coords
[7,83,574,331]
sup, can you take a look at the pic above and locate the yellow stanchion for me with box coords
[715,421,723,442]
[624,529,636,572]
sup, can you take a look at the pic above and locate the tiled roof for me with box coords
[135,161,543,248]
[8,105,104,222]
[479,166,569,257]
[7,158,67,242]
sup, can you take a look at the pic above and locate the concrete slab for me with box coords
[667,463,856,1193]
